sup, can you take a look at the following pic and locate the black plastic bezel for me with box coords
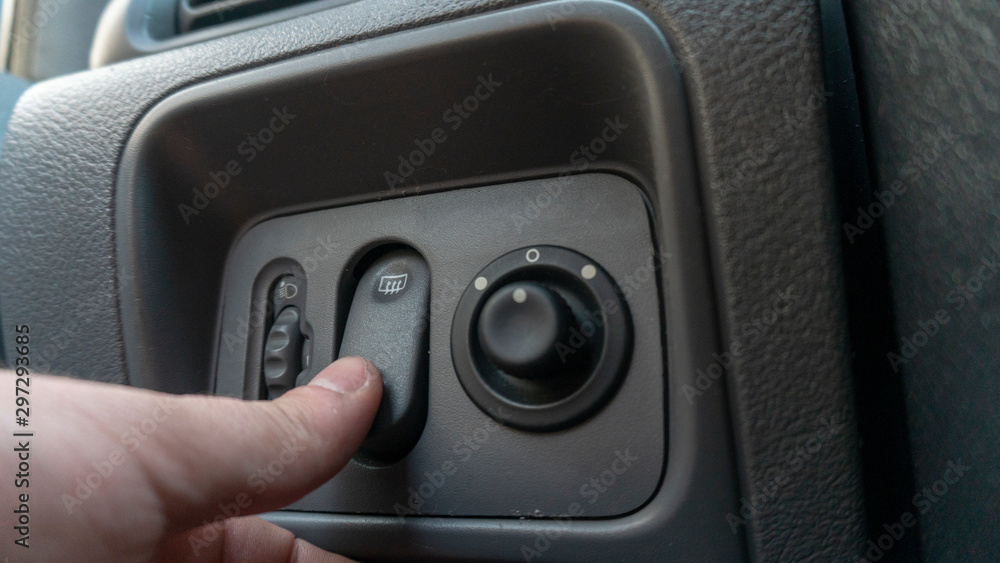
[452,246,633,430]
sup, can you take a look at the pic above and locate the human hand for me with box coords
[1,356,382,562]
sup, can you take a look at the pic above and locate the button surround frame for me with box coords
[452,246,633,431]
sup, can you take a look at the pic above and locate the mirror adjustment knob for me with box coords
[477,282,575,379]
[452,246,633,431]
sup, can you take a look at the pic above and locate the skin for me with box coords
[0,356,383,562]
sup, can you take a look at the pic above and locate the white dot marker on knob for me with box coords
[474,277,488,290]
[581,265,597,280]
[512,288,527,303]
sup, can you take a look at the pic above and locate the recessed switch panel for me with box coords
[216,174,665,517]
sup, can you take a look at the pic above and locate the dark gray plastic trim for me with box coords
[115,1,744,560]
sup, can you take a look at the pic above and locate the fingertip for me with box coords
[308,356,381,395]
[292,538,359,562]
[145,358,385,532]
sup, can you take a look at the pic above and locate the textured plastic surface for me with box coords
[90,0,358,67]
[338,248,431,464]
[0,0,867,560]
[217,176,667,518]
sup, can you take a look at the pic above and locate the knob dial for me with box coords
[451,246,632,431]
[477,282,576,379]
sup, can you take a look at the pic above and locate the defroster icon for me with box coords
[378,273,408,295]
